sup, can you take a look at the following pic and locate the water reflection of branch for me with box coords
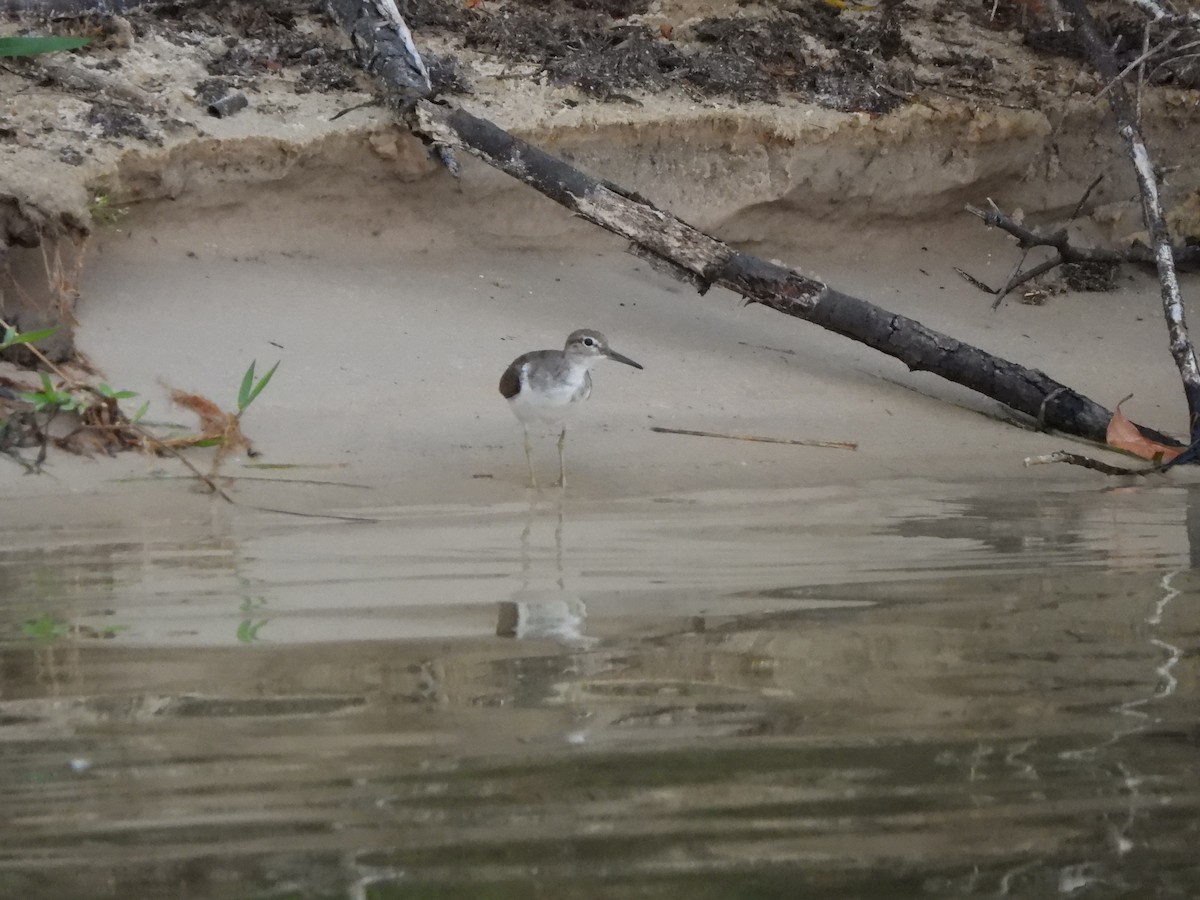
[1058,563,1184,866]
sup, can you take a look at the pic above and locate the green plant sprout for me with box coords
[19,615,128,642]
[193,360,279,451]
[97,383,149,422]
[237,596,269,643]
[236,618,269,643]
[20,615,68,642]
[17,372,86,413]
[238,360,280,414]
[95,383,137,401]
[0,36,91,58]
[13,372,144,420]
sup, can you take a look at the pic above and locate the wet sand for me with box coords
[2,179,1193,514]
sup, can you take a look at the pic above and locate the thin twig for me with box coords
[991,248,1038,309]
[650,426,857,450]
[1023,450,1149,475]
[1092,29,1179,107]
[993,257,1067,303]
[1068,173,1105,221]
[111,474,372,489]
[329,98,380,121]
[954,266,996,294]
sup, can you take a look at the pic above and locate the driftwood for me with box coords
[323,0,1182,452]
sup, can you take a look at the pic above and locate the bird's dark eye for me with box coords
[583,338,595,346]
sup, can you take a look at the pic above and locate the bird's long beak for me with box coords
[605,348,643,370]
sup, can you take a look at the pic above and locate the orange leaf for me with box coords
[465,0,480,7]
[168,387,250,454]
[1106,400,1182,463]
[169,389,228,435]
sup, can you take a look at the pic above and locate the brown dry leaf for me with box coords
[659,22,673,39]
[1106,400,1181,463]
[465,0,480,8]
[170,390,225,432]
[166,388,250,453]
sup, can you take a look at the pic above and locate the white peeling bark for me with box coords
[1127,136,1200,396]
[375,0,431,94]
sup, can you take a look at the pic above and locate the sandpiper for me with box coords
[499,329,643,488]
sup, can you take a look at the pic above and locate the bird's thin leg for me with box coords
[555,425,567,489]
[522,425,537,489]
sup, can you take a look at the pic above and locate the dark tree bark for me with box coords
[324,0,431,101]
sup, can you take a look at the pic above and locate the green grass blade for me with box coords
[237,361,257,411]
[243,360,280,411]
[193,436,225,448]
[11,327,57,346]
[0,36,91,58]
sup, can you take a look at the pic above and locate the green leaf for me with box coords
[21,615,67,642]
[241,360,280,412]
[97,383,138,400]
[237,361,257,412]
[0,36,92,58]
[192,436,225,448]
[236,618,269,643]
[8,327,57,347]
[0,326,15,350]
[131,400,149,423]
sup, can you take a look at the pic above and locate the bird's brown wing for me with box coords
[499,359,523,399]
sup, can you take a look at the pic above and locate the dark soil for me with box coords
[86,102,154,141]
[437,0,913,111]
[84,0,1195,112]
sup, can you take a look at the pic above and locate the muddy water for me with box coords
[1,480,1197,898]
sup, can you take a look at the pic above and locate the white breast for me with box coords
[508,361,592,425]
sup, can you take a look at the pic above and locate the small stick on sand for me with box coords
[651,426,857,451]
[1023,450,1146,476]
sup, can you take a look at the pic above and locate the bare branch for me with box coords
[1023,450,1149,476]
[1063,0,1200,441]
